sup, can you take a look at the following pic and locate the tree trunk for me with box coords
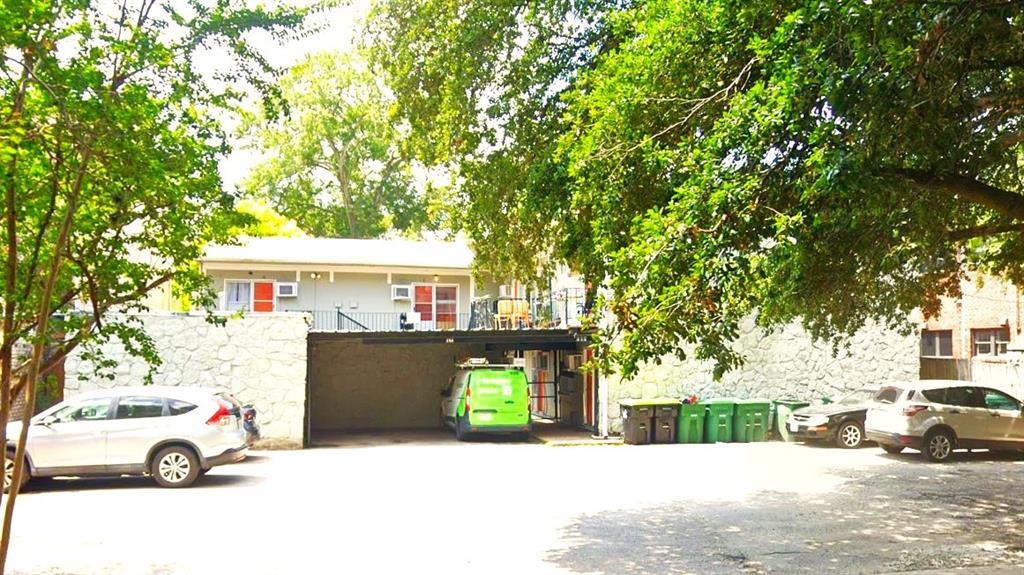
[332,145,359,237]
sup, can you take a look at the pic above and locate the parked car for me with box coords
[4,386,249,491]
[786,386,880,448]
[440,359,531,441]
[865,380,1024,462]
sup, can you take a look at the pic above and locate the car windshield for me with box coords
[837,388,877,405]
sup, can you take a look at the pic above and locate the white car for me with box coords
[5,386,248,490]
[865,380,1024,462]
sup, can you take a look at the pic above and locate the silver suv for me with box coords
[865,380,1024,462]
[5,386,248,490]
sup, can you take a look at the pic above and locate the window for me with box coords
[225,281,251,311]
[436,286,457,329]
[920,330,953,357]
[921,388,946,403]
[945,386,986,408]
[972,327,1010,356]
[51,397,112,423]
[874,386,903,404]
[983,389,1020,411]
[115,396,166,419]
[168,400,197,416]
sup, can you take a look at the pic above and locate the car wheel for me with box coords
[151,446,200,488]
[835,421,864,449]
[923,428,955,463]
[881,445,905,454]
[3,453,29,494]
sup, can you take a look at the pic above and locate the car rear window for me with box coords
[874,386,903,404]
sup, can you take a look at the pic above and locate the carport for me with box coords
[306,329,594,445]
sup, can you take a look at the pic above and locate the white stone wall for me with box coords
[64,313,309,448]
[606,318,918,433]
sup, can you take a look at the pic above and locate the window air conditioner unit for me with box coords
[391,285,412,301]
[275,282,298,298]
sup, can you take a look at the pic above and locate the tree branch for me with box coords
[947,222,1024,240]
[886,169,1024,220]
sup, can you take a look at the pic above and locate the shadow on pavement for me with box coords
[310,428,536,448]
[545,456,1024,574]
[22,472,264,493]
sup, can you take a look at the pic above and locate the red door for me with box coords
[253,282,275,312]
[583,348,595,427]
[414,285,433,321]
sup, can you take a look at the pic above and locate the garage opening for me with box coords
[306,330,595,445]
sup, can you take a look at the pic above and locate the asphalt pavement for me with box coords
[5,433,1023,574]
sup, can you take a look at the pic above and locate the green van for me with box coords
[440,363,531,441]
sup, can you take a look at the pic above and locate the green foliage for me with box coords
[240,51,434,238]
[370,0,1024,377]
[234,198,309,238]
[0,0,309,383]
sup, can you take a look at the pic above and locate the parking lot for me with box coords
[7,435,1024,574]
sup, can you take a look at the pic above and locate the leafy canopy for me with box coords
[240,51,436,238]
[0,0,308,562]
[369,0,1024,376]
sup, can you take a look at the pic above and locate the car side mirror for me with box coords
[36,415,56,426]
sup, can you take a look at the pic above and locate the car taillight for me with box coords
[206,398,234,426]
[465,386,471,413]
[902,405,928,417]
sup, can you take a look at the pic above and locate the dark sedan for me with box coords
[785,387,879,448]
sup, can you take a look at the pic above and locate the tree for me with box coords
[366,0,622,276]
[0,0,307,569]
[235,198,309,238]
[368,0,1024,376]
[240,51,431,238]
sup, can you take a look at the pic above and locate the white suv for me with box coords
[5,386,249,490]
[865,380,1024,462]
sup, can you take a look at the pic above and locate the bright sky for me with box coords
[217,0,372,191]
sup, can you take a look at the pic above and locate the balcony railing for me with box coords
[308,311,473,332]
[304,289,591,333]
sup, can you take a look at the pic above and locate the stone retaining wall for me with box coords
[64,313,309,447]
[607,318,918,434]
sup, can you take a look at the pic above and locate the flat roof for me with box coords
[202,237,474,270]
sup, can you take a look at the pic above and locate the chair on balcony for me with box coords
[494,298,530,329]
[399,311,420,331]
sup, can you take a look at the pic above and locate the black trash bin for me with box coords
[620,401,655,445]
[652,401,681,443]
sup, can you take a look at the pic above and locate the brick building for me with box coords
[921,275,1022,361]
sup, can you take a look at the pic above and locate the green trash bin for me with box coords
[773,399,811,442]
[733,399,771,442]
[676,402,706,443]
[703,399,736,443]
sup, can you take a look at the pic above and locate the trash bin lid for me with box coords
[703,398,738,405]
[735,398,771,406]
